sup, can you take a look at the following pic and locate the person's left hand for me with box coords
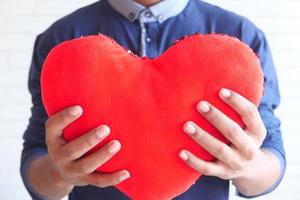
[179,88,267,180]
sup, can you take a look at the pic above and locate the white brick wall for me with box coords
[0,0,299,199]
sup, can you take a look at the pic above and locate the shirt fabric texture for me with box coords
[21,0,286,199]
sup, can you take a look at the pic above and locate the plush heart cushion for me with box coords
[41,33,264,199]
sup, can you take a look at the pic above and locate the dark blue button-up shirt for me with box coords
[21,0,286,199]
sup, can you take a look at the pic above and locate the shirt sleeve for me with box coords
[236,26,286,198]
[20,34,51,200]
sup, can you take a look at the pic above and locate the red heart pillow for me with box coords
[41,34,264,199]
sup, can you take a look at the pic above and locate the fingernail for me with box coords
[179,150,189,161]
[184,122,197,134]
[220,88,231,98]
[119,171,130,181]
[96,125,110,139]
[69,106,83,116]
[108,140,121,153]
[197,101,210,113]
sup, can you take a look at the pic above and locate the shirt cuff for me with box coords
[20,149,48,200]
[236,147,286,198]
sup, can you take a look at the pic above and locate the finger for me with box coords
[183,121,243,169]
[72,140,121,175]
[61,125,110,161]
[179,150,230,179]
[218,88,265,135]
[196,101,249,149]
[84,170,130,188]
[46,105,83,146]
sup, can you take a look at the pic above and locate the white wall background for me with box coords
[0,0,299,199]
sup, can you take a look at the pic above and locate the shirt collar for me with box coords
[107,0,190,23]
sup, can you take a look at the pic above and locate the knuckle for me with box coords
[228,125,241,139]
[200,165,211,175]
[245,105,257,118]
[215,145,226,157]
[64,147,78,160]
[229,125,241,135]
[59,112,71,125]
[207,111,220,124]
[243,145,256,160]
[194,130,205,141]
[77,163,92,174]
[231,160,244,170]
[84,134,98,147]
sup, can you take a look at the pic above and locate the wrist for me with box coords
[45,155,74,191]
[231,149,271,196]
[233,149,266,181]
[28,154,74,200]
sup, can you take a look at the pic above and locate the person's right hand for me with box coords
[45,105,130,188]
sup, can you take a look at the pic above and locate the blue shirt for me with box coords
[21,0,286,199]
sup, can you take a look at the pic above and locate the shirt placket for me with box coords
[138,9,157,57]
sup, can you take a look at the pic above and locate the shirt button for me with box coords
[146,37,151,43]
[144,10,152,18]
[129,12,135,20]
[157,14,164,21]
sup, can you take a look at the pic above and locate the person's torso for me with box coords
[41,0,260,199]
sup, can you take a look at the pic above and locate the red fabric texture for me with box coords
[41,34,264,200]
